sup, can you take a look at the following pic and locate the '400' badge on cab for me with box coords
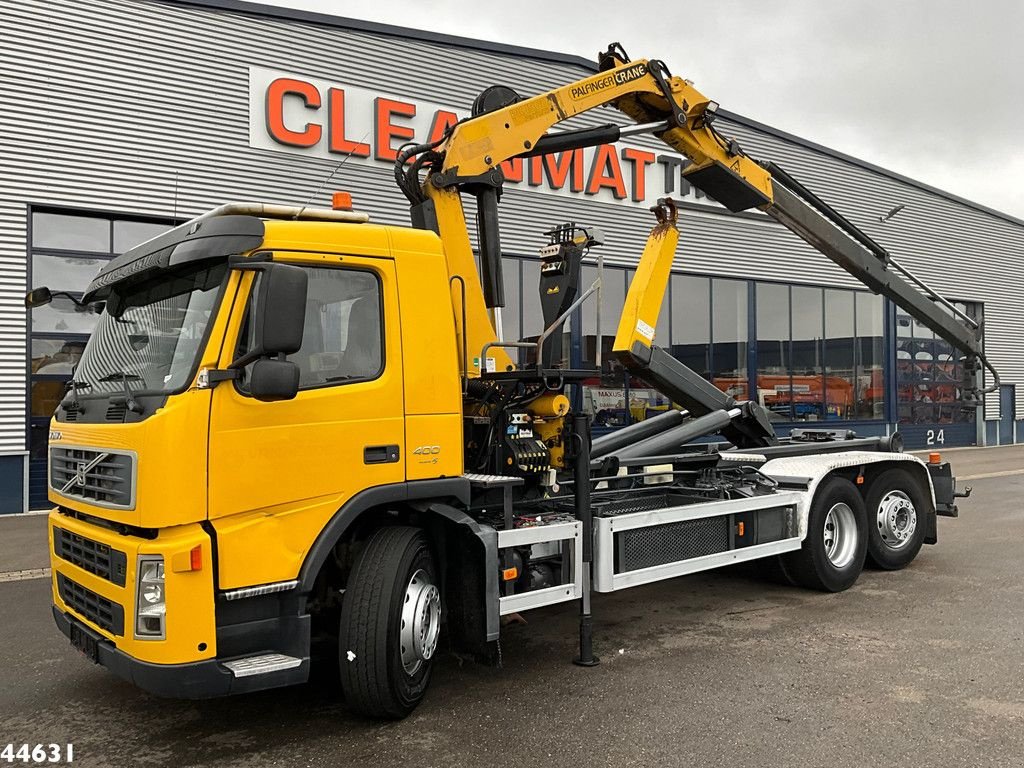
[412,445,441,464]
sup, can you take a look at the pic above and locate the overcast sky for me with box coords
[263,0,1023,219]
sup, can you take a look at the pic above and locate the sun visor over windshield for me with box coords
[83,215,265,302]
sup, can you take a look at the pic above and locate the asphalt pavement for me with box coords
[1,445,1023,767]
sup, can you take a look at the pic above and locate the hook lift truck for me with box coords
[30,44,992,718]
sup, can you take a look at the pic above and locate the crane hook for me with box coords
[650,197,678,225]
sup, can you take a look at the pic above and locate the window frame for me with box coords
[233,262,387,397]
[26,205,179,508]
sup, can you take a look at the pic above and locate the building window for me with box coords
[501,257,521,346]
[31,212,111,252]
[711,279,748,398]
[496,256,890,435]
[581,266,631,428]
[756,282,792,419]
[520,259,544,353]
[756,283,885,423]
[670,274,710,379]
[824,289,856,420]
[855,292,885,419]
[789,286,825,421]
[895,302,976,425]
[27,208,175,508]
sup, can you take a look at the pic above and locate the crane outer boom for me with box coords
[406,44,995,401]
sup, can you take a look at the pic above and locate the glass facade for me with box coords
[500,257,889,431]
[895,301,977,425]
[855,291,886,420]
[28,209,174,507]
[756,282,792,418]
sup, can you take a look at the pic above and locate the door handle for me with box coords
[364,445,400,464]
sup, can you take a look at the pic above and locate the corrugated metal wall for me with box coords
[2,0,1022,456]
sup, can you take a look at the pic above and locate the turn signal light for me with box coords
[929,452,942,465]
[502,567,519,582]
[736,522,745,537]
[171,544,203,573]
[332,191,353,210]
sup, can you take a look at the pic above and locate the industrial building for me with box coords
[3,0,1022,512]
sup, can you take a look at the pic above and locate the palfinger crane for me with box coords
[394,43,996,451]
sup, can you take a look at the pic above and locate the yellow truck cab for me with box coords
[45,205,471,702]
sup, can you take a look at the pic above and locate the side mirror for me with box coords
[25,287,53,308]
[249,358,300,402]
[230,262,307,373]
[25,287,101,314]
[250,263,308,357]
[227,263,307,402]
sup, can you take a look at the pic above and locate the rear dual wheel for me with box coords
[865,468,926,570]
[783,476,867,592]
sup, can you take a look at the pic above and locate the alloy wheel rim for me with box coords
[823,502,858,569]
[876,490,917,550]
[399,568,440,675]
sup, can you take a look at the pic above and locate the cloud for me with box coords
[263,0,1024,217]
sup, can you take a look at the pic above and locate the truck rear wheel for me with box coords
[865,468,926,570]
[338,526,440,719]
[783,476,867,592]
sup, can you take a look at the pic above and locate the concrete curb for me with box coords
[0,568,50,583]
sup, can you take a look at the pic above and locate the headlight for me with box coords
[135,555,165,639]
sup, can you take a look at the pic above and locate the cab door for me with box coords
[207,255,405,571]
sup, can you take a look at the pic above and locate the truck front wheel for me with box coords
[783,477,867,592]
[338,526,440,718]
[865,468,927,570]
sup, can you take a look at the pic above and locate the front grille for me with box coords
[57,573,125,636]
[616,516,730,572]
[53,526,127,586]
[49,446,135,509]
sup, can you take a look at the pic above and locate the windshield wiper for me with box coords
[97,371,145,414]
[60,379,92,412]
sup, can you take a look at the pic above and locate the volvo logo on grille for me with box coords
[61,453,110,494]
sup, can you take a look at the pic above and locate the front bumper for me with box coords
[53,606,309,698]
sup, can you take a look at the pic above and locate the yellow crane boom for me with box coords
[393,42,995,419]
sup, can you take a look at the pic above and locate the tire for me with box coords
[865,468,927,571]
[783,476,867,592]
[338,526,440,719]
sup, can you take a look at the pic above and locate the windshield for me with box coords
[75,263,227,395]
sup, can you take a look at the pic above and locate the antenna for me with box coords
[294,130,370,219]
[879,203,906,223]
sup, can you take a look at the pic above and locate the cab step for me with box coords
[223,653,302,678]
